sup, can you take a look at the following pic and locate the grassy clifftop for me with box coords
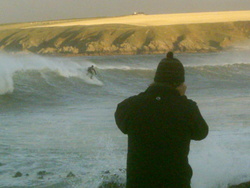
[0,20,249,56]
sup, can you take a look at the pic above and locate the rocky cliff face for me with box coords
[0,21,249,56]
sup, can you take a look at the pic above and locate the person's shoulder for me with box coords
[187,98,197,104]
[159,58,167,63]
[177,95,197,106]
[118,92,145,106]
[184,97,199,110]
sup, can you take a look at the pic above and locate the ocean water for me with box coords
[0,48,249,188]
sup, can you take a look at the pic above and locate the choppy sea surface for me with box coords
[0,47,250,188]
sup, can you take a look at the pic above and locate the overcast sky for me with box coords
[0,0,249,24]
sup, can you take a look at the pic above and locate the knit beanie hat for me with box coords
[154,52,185,85]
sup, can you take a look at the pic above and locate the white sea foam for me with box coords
[190,133,250,188]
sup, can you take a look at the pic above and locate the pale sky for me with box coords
[0,0,250,24]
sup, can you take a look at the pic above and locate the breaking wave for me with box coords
[0,52,249,97]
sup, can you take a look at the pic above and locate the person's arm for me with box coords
[188,100,209,140]
[115,103,128,134]
[177,83,208,140]
[114,99,131,134]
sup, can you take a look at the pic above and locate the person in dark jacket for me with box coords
[115,52,209,188]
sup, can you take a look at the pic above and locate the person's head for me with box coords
[154,52,185,88]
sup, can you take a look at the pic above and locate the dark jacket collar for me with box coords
[145,84,180,96]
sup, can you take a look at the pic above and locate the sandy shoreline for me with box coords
[24,11,250,28]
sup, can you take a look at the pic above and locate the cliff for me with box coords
[0,13,249,56]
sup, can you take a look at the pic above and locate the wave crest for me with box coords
[0,54,103,95]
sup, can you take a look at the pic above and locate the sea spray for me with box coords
[81,135,126,188]
[190,136,250,187]
[0,67,14,94]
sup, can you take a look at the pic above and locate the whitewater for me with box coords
[0,49,249,188]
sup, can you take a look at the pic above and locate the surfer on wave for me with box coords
[87,65,97,79]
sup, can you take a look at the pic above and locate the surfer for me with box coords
[87,65,97,79]
[115,52,209,188]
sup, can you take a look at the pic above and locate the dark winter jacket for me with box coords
[115,84,209,188]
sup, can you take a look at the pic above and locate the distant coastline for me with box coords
[0,11,249,56]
